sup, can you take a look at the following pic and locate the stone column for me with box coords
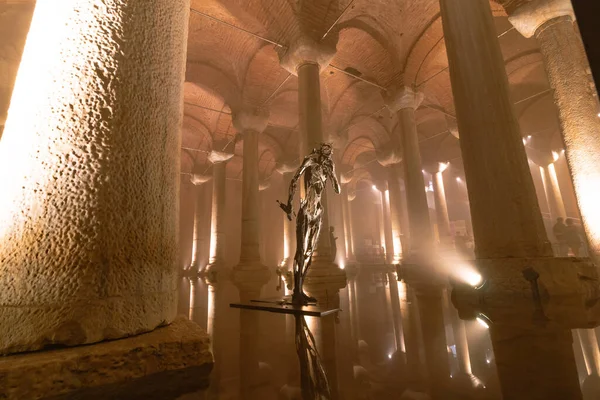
[279,37,345,302]
[508,0,600,259]
[386,87,434,258]
[206,151,234,270]
[540,162,568,222]
[0,0,191,354]
[575,329,600,397]
[279,170,296,270]
[388,165,405,263]
[438,0,552,259]
[432,168,452,244]
[382,189,395,264]
[388,272,404,353]
[342,184,357,263]
[489,325,582,399]
[189,175,212,273]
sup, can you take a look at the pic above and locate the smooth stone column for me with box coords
[388,165,406,264]
[432,168,452,244]
[489,325,582,400]
[233,108,270,266]
[278,170,296,270]
[189,174,212,273]
[279,37,346,301]
[386,87,434,257]
[0,0,190,354]
[206,151,234,271]
[0,2,34,135]
[342,184,357,263]
[387,272,404,353]
[540,162,567,221]
[439,0,552,259]
[381,188,395,264]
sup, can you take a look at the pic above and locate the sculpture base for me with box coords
[230,297,340,317]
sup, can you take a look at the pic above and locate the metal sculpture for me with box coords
[278,143,341,305]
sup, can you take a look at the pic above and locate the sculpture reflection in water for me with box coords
[278,142,341,305]
[295,314,331,400]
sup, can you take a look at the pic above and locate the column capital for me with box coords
[275,158,301,174]
[385,86,425,113]
[232,107,270,133]
[376,145,402,167]
[208,149,234,164]
[278,36,337,75]
[190,172,212,186]
[508,0,575,38]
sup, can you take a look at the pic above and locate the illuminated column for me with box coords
[206,151,234,271]
[442,290,476,386]
[388,165,405,263]
[0,0,190,354]
[279,37,345,301]
[233,108,270,265]
[439,0,552,259]
[381,188,395,264]
[0,3,34,134]
[508,0,600,261]
[342,185,357,263]
[432,168,451,244]
[230,110,271,400]
[386,87,434,257]
[540,162,568,221]
[189,176,212,273]
[188,278,203,325]
[278,169,296,269]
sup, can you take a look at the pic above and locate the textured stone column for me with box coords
[432,169,451,243]
[279,38,345,302]
[382,189,395,264]
[386,87,434,257]
[388,165,405,263]
[439,0,552,259]
[508,0,600,257]
[0,0,190,354]
[206,151,234,270]
[540,163,567,221]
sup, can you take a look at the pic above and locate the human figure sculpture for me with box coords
[278,143,341,305]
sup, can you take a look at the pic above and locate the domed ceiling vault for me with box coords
[182,0,561,185]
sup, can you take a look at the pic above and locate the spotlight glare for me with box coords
[388,353,392,359]
[372,185,377,191]
[456,177,462,182]
[476,317,490,329]
[552,151,560,162]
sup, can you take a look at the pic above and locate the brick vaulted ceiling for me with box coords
[0,1,559,185]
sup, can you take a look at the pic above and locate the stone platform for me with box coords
[0,317,213,400]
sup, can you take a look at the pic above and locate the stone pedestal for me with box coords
[0,0,191,354]
[0,318,213,400]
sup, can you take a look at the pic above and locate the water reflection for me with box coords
[175,268,600,400]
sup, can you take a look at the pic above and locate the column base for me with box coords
[304,260,347,306]
[0,317,213,400]
[452,257,600,328]
[231,261,271,296]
